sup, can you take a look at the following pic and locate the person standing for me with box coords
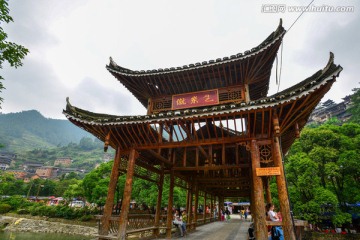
[173,209,184,237]
[224,207,231,222]
[181,210,187,235]
[244,207,249,220]
[239,208,244,219]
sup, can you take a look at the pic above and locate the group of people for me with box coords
[173,209,187,237]
[239,207,250,220]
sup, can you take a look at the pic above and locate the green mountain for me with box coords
[0,110,92,152]
[0,110,114,171]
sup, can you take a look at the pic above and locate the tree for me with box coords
[0,0,29,106]
[284,121,360,226]
[348,86,360,123]
[63,180,85,202]
[82,161,114,205]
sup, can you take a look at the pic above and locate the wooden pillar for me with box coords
[188,182,194,229]
[273,137,296,240]
[210,195,212,222]
[118,148,137,240]
[186,183,190,214]
[100,147,121,235]
[264,177,272,204]
[218,197,223,221]
[154,169,164,236]
[250,140,268,240]
[203,193,207,223]
[193,183,199,229]
[166,169,175,238]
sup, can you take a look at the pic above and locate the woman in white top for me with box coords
[173,209,184,237]
[266,203,284,240]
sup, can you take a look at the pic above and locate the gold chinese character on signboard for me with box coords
[191,96,198,104]
[203,94,214,102]
[176,98,186,106]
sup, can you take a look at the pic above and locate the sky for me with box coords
[1,0,359,119]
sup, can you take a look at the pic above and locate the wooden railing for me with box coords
[266,219,308,239]
[96,213,168,239]
[96,212,217,239]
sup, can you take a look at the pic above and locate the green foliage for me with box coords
[348,86,360,123]
[0,195,34,210]
[26,204,98,219]
[332,210,352,227]
[285,122,360,226]
[82,161,113,206]
[63,181,84,202]
[16,208,30,214]
[0,203,11,213]
[0,0,29,106]
[78,214,93,222]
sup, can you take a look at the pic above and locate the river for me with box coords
[0,231,94,240]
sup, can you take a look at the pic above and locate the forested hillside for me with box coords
[0,110,92,151]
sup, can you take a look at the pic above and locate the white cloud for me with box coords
[1,0,359,119]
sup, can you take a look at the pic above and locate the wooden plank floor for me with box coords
[156,214,252,240]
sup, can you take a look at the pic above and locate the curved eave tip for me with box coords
[65,97,76,114]
[109,56,118,68]
[66,97,71,106]
[276,18,286,35]
[322,52,335,74]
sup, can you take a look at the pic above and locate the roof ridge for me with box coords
[107,20,286,76]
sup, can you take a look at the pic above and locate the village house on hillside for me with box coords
[22,162,44,173]
[35,166,58,179]
[0,152,16,170]
[6,170,26,179]
[54,157,72,167]
[308,96,352,124]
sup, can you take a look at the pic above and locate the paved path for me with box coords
[156,215,252,240]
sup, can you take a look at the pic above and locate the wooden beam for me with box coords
[146,149,174,166]
[197,177,249,182]
[173,164,249,171]
[197,146,209,159]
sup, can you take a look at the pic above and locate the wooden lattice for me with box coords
[259,144,273,164]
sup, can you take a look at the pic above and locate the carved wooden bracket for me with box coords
[273,112,280,136]
[104,132,111,152]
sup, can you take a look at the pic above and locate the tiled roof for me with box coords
[105,20,286,107]
[63,53,342,126]
[107,21,286,77]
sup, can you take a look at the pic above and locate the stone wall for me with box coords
[0,216,97,237]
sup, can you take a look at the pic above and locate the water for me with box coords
[0,232,94,240]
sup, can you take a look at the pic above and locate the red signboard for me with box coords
[172,89,219,110]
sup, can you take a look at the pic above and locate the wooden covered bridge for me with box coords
[63,20,342,239]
